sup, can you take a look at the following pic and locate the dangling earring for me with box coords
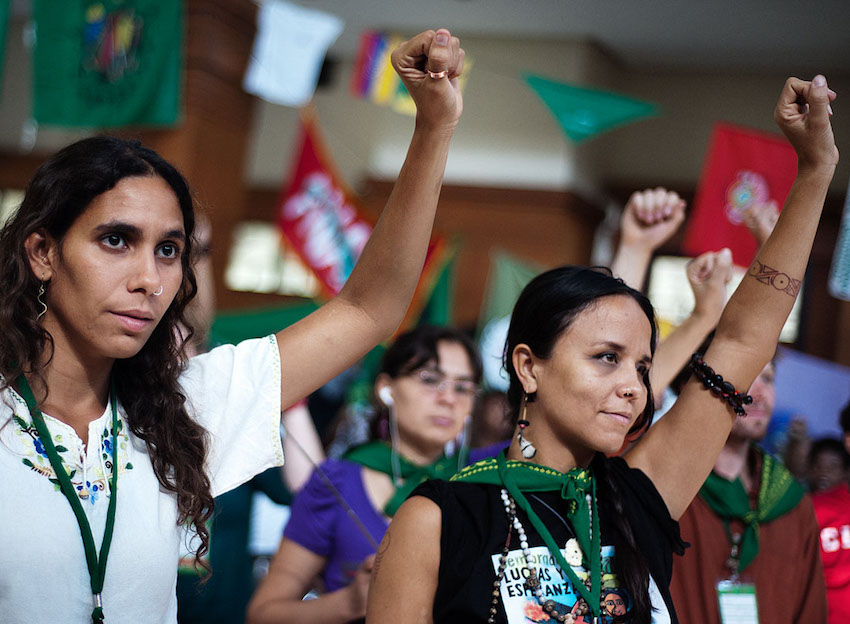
[36,281,48,320]
[517,392,537,459]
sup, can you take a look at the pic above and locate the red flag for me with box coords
[277,110,445,327]
[682,123,797,267]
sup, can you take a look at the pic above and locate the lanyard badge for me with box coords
[716,531,758,624]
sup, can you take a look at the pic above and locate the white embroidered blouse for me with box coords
[0,335,284,624]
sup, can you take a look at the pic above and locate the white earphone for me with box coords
[378,387,394,407]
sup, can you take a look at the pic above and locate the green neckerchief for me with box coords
[452,450,601,618]
[17,375,119,624]
[343,441,464,517]
[699,446,804,573]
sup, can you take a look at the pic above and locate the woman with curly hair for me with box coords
[0,28,464,624]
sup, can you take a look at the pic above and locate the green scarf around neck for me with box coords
[344,441,462,516]
[452,450,601,618]
[699,447,804,572]
[452,452,595,557]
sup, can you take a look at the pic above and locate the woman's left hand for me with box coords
[774,75,838,174]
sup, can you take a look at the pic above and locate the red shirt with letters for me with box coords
[812,484,850,624]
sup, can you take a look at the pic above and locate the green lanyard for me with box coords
[17,375,119,624]
[496,452,602,619]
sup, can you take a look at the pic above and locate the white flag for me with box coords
[244,0,343,107]
[829,176,850,301]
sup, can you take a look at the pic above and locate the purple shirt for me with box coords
[284,458,387,592]
[283,444,507,592]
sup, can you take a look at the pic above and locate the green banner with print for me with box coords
[0,0,9,96]
[32,0,182,127]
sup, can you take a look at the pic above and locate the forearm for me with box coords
[248,586,364,624]
[609,242,653,290]
[274,125,455,408]
[338,124,454,336]
[629,170,832,518]
[712,167,832,377]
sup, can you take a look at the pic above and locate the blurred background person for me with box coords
[247,324,482,624]
[811,401,850,624]
[808,437,850,494]
[469,389,512,449]
[669,348,827,622]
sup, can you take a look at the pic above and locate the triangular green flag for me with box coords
[32,0,182,127]
[524,73,658,143]
[477,250,542,333]
[417,249,456,328]
[0,0,9,97]
[477,251,543,390]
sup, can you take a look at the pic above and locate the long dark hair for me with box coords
[503,265,657,623]
[0,136,213,563]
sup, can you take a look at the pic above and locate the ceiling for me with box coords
[9,0,849,75]
[303,0,850,76]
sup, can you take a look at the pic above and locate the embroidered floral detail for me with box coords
[13,407,134,503]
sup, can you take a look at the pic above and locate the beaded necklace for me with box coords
[491,488,604,623]
[453,452,603,622]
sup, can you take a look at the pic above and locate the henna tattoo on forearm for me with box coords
[747,260,802,297]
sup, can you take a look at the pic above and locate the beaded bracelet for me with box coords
[689,354,753,416]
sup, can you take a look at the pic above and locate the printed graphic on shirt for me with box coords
[492,544,670,624]
[820,524,850,553]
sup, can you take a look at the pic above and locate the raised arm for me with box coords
[275,29,465,408]
[628,75,838,519]
[648,248,732,404]
[610,187,686,290]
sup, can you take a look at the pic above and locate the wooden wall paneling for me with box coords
[0,153,49,189]
[135,0,259,312]
[361,181,605,328]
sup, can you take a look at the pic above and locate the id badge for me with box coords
[716,580,758,624]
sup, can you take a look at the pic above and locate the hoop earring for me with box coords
[517,392,537,459]
[36,282,48,320]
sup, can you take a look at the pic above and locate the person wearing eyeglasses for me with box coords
[247,325,485,624]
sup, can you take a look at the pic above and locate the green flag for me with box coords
[32,0,182,127]
[210,301,319,346]
[477,250,542,390]
[524,73,658,143]
[0,0,9,95]
[417,248,456,328]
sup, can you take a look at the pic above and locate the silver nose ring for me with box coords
[152,285,163,297]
